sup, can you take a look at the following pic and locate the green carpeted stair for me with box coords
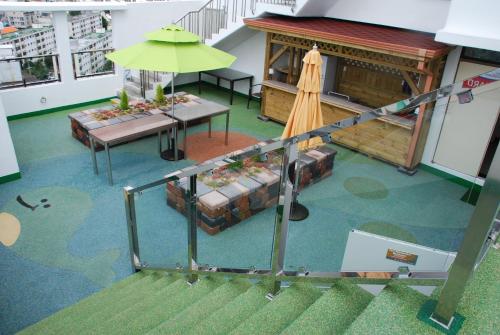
[17,248,500,335]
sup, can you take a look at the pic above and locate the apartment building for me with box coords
[4,11,36,29]
[70,30,111,76]
[0,26,56,57]
[68,12,102,39]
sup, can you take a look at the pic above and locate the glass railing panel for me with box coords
[284,93,484,274]
[193,148,285,270]
[134,182,187,268]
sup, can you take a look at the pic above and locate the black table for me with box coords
[164,99,230,158]
[199,68,254,105]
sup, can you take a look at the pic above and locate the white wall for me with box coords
[0,1,202,117]
[299,0,450,33]
[436,0,500,51]
[112,1,202,50]
[432,62,500,177]
[195,27,266,96]
[0,95,20,178]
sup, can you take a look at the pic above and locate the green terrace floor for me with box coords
[0,83,478,334]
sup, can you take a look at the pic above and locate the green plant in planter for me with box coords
[155,84,166,105]
[119,90,129,111]
[228,160,244,171]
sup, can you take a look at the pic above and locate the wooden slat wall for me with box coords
[336,59,411,107]
[263,86,411,166]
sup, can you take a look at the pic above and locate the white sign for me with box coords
[341,229,456,272]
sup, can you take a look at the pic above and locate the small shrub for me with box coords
[119,90,129,110]
[155,84,166,105]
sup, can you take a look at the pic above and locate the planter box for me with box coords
[167,146,337,235]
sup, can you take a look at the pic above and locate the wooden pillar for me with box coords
[263,32,272,81]
[287,47,295,84]
[405,62,435,169]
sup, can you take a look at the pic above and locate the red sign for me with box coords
[462,69,500,89]
[462,76,495,89]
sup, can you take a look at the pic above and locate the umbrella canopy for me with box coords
[106,24,235,73]
[145,24,200,43]
[106,40,236,73]
[281,46,324,150]
[106,24,236,161]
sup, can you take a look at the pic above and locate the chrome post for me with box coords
[104,142,113,186]
[270,142,296,294]
[187,174,199,283]
[123,187,140,272]
[432,144,500,327]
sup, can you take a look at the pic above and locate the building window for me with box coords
[462,47,500,66]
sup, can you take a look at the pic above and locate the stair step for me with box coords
[229,282,322,335]
[17,271,148,335]
[281,280,374,335]
[146,278,253,335]
[94,276,190,335]
[52,272,165,334]
[105,276,225,335]
[186,281,271,335]
[345,284,441,335]
[124,82,143,96]
[455,247,500,334]
[71,275,176,334]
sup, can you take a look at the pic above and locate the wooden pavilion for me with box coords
[244,16,452,171]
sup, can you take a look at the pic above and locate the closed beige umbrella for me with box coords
[281,45,324,150]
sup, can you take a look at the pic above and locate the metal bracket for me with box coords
[397,166,418,176]
[398,266,411,279]
[265,293,275,301]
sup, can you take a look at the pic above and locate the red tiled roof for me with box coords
[244,16,450,59]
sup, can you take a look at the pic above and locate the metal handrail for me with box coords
[71,48,114,55]
[0,53,59,62]
[71,49,115,80]
[123,68,500,319]
[0,54,61,90]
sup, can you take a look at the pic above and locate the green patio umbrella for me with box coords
[106,24,236,160]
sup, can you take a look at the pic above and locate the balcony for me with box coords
[0,1,499,335]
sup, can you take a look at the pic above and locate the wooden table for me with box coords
[89,114,177,185]
[199,68,254,105]
[165,100,230,158]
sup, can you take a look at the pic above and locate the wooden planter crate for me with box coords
[167,146,337,235]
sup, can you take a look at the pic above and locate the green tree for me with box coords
[101,16,108,30]
[119,90,129,110]
[155,84,165,105]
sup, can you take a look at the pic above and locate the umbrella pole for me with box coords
[172,72,178,161]
[161,72,184,161]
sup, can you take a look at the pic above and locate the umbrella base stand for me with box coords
[289,201,309,221]
[161,148,185,161]
[161,138,185,161]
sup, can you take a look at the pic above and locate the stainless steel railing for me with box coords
[176,0,231,43]
[123,67,500,314]
[175,0,296,43]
